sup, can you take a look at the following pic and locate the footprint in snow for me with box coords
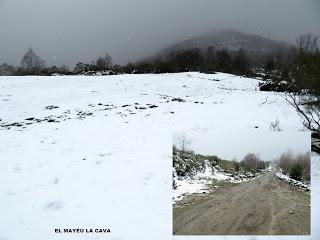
[143,173,154,185]
[45,201,64,210]
[52,178,59,184]
[99,153,112,157]
[13,167,22,172]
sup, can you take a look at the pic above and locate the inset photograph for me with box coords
[173,130,310,235]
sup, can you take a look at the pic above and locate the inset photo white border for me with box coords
[173,129,314,238]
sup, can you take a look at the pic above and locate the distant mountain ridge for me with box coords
[153,29,291,63]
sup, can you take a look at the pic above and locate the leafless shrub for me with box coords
[241,153,263,172]
[270,118,282,131]
[96,53,113,70]
[296,152,311,181]
[277,151,310,181]
[278,151,294,174]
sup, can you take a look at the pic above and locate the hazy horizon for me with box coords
[0,0,319,67]
[173,130,310,162]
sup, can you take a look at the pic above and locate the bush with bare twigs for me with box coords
[277,151,310,181]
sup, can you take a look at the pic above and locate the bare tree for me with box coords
[20,48,45,74]
[96,53,113,70]
[241,153,261,172]
[0,63,16,76]
[283,92,320,133]
[178,135,191,153]
[232,48,251,75]
[96,57,106,70]
[280,34,320,139]
[296,33,319,53]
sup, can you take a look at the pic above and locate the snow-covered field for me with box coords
[0,72,318,240]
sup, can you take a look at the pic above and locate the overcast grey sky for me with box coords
[0,0,319,66]
[173,130,310,162]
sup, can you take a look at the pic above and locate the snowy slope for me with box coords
[0,72,316,240]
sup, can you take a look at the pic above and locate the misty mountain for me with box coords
[153,29,292,64]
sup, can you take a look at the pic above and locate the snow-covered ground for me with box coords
[173,161,257,203]
[0,72,317,240]
[173,162,230,203]
[276,171,310,191]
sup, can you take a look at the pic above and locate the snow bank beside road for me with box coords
[173,162,265,202]
[173,179,211,203]
[173,164,227,203]
[276,172,310,191]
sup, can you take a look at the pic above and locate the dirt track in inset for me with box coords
[173,170,310,235]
